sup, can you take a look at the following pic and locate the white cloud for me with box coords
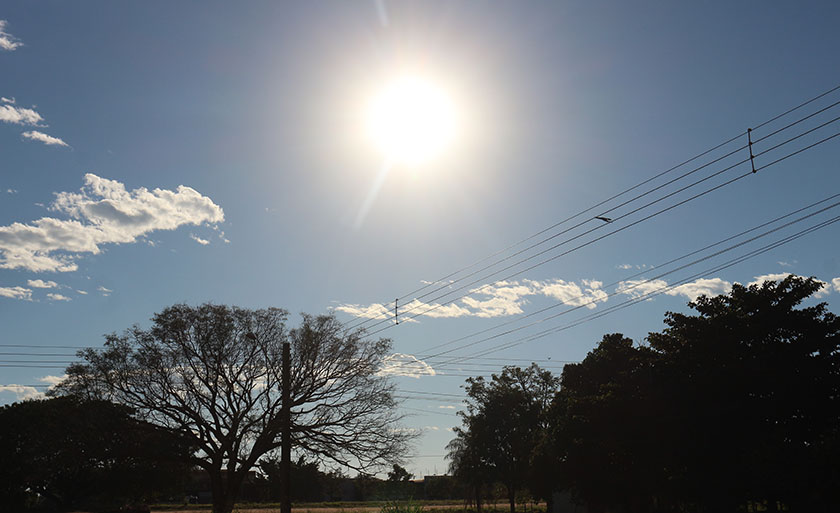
[401,299,471,319]
[777,260,796,268]
[617,264,633,270]
[334,302,391,320]
[438,405,456,409]
[0,174,224,272]
[833,278,840,293]
[424,426,440,431]
[6,189,18,194]
[616,279,669,299]
[190,234,209,245]
[463,281,536,317]
[47,293,71,301]
[1,97,15,104]
[617,277,733,302]
[748,273,830,298]
[748,272,794,287]
[378,353,436,378]
[0,286,32,300]
[535,278,608,310]
[38,374,66,387]
[339,278,609,321]
[667,278,732,302]
[22,130,69,147]
[97,286,112,296]
[0,104,43,125]
[0,385,42,401]
[27,279,58,288]
[0,20,22,51]
[77,289,88,295]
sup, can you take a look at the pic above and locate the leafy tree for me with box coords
[387,463,413,482]
[555,334,662,513]
[446,425,491,511]
[448,364,559,513]
[646,276,840,512]
[555,276,840,513]
[258,454,326,502]
[0,396,192,512]
[53,304,414,513]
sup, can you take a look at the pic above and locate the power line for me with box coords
[371,128,840,338]
[414,192,840,359]
[343,83,840,331]
[442,211,840,365]
[353,109,840,335]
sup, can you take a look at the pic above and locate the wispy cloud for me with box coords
[378,353,436,378]
[616,279,669,299]
[190,234,209,245]
[39,374,66,387]
[27,279,58,288]
[749,272,830,298]
[22,130,69,147]
[617,277,731,302]
[334,302,391,320]
[338,278,608,321]
[0,20,22,51]
[668,278,733,302]
[77,289,88,295]
[0,286,32,300]
[438,405,456,409]
[97,286,112,296]
[535,278,608,310]
[0,385,41,401]
[46,293,71,301]
[0,174,224,272]
[0,104,44,125]
[0,375,63,401]
[6,189,18,194]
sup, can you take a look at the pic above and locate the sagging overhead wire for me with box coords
[363,125,840,337]
[438,209,840,367]
[342,83,840,332]
[415,192,840,358]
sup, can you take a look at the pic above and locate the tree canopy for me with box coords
[447,276,840,513]
[54,304,414,513]
[447,364,560,513]
[555,276,840,512]
[0,396,193,512]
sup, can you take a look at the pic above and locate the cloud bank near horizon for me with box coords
[337,273,838,322]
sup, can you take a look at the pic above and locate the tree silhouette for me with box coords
[555,275,840,513]
[0,396,192,511]
[647,276,840,512]
[53,304,414,513]
[449,364,559,513]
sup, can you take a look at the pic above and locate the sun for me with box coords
[365,76,457,166]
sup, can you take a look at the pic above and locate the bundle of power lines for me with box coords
[338,83,840,378]
[3,84,840,403]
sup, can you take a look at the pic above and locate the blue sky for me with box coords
[2,1,840,477]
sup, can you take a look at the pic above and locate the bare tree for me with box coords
[53,304,414,513]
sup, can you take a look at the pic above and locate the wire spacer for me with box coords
[747,128,757,173]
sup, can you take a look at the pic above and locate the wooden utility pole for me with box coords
[281,341,291,513]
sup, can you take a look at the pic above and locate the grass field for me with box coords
[150,501,546,513]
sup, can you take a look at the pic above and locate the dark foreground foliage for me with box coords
[0,396,193,512]
[449,276,840,513]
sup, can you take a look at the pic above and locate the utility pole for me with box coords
[281,340,291,513]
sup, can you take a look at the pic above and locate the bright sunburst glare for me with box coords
[366,76,458,166]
